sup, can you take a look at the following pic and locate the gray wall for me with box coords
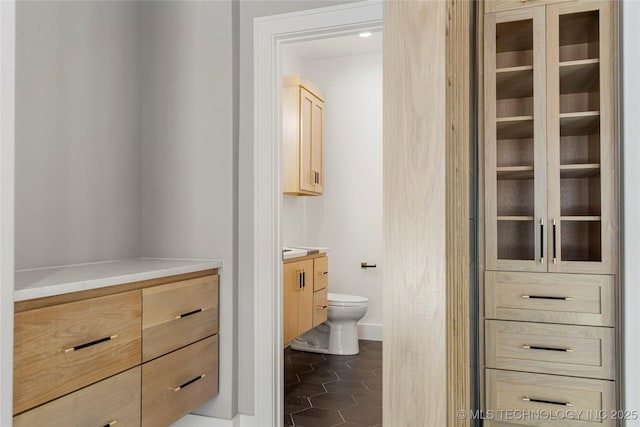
[139,0,236,418]
[15,1,141,270]
[237,0,359,414]
[15,0,237,419]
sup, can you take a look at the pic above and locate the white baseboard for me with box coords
[358,322,382,341]
[171,413,254,427]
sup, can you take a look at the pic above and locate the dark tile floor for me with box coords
[284,340,382,427]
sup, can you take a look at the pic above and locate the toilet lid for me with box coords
[328,292,368,307]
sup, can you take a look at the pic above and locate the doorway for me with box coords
[280,31,383,426]
[253,2,383,425]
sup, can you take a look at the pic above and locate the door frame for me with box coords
[252,2,383,425]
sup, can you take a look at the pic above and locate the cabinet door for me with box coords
[297,259,314,336]
[299,88,323,194]
[485,7,548,272]
[546,1,616,274]
[283,262,301,343]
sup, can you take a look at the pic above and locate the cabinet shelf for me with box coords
[497,166,534,180]
[496,66,533,99]
[561,216,601,222]
[560,59,599,94]
[559,111,600,136]
[559,163,600,178]
[497,216,534,221]
[496,116,534,139]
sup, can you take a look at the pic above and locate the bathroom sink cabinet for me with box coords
[283,253,329,344]
[481,1,619,425]
[13,270,219,427]
[282,76,325,196]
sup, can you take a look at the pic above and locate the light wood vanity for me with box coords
[13,262,220,427]
[482,0,619,424]
[283,253,329,344]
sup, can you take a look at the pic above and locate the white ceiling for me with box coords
[282,31,382,62]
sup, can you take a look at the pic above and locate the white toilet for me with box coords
[291,292,368,355]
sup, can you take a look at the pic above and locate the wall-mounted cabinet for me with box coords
[282,76,325,196]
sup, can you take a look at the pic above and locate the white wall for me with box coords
[623,1,640,424]
[0,2,15,425]
[280,51,383,333]
[14,1,141,270]
[139,1,236,419]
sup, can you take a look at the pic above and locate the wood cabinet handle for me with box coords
[522,345,573,353]
[63,335,117,353]
[521,295,573,301]
[316,305,328,310]
[175,308,203,319]
[522,397,574,407]
[103,421,117,427]
[172,374,206,392]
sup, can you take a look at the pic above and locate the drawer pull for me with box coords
[63,335,117,353]
[103,421,117,427]
[522,295,573,301]
[172,374,206,392]
[319,271,328,275]
[175,308,203,319]
[522,345,573,352]
[316,305,328,310]
[522,397,574,407]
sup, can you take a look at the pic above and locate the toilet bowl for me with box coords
[290,292,368,355]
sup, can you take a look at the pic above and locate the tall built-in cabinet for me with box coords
[482,1,618,425]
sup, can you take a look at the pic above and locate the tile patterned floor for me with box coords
[284,340,382,427]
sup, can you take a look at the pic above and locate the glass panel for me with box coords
[557,10,602,263]
[495,19,536,262]
[497,220,535,260]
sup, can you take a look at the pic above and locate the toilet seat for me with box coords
[328,292,368,307]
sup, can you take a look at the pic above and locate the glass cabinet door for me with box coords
[546,1,616,274]
[485,7,547,272]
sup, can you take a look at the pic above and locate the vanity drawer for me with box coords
[486,369,616,426]
[313,288,328,327]
[314,255,328,291]
[143,275,218,361]
[485,271,614,326]
[486,320,615,380]
[14,291,141,415]
[14,366,141,427]
[142,335,219,427]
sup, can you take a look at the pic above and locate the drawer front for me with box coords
[14,366,141,427]
[485,0,574,13]
[313,288,328,327]
[142,335,219,427]
[486,320,615,380]
[14,291,141,414]
[143,275,218,361]
[486,369,616,427]
[314,255,328,291]
[485,271,614,326]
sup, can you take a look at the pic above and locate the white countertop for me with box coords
[282,246,330,260]
[15,258,223,302]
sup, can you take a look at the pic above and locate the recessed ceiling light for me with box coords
[359,31,372,38]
